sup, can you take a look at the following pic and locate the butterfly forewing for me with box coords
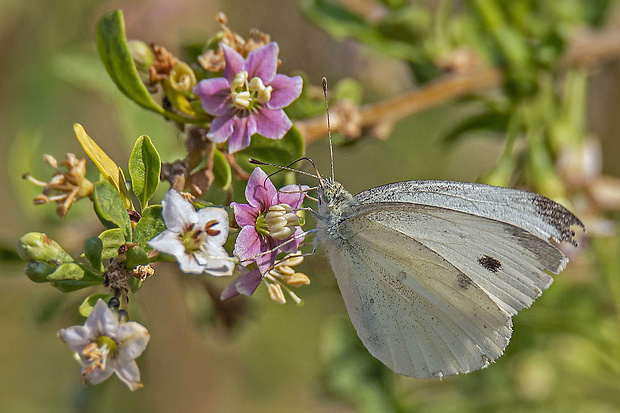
[348,203,566,315]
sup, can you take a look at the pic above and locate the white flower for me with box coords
[57,300,149,391]
[148,190,235,276]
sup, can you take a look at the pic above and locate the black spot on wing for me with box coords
[478,255,502,273]
[457,271,473,289]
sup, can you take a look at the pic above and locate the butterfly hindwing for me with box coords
[326,215,512,378]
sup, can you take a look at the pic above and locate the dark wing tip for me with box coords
[532,195,585,246]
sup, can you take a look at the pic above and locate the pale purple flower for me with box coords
[231,167,308,275]
[57,299,149,391]
[193,42,303,153]
[221,251,310,304]
[148,190,234,276]
[220,266,263,300]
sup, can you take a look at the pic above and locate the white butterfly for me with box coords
[314,175,584,379]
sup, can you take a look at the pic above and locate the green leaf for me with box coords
[237,125,305,171]
[301,0,423,62]
[99,228,126,260]
[213,149,232,189]
[93,181,132,241]
[129,135,161,209]
[96,10,204,125]
[84,237,104,272]
[79,293,114,317]
[29,263,104,292]
[125,246,149,270]
[133,205,165,250]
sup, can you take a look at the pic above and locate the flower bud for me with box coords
[17,232,73,263]
[127,40,154,73]
[25,261,56,283]
[169,62,197,92]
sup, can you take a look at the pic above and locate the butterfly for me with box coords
[313,174,584,378]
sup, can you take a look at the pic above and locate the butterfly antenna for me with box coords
[248,158,319,179]
[322,77,335,182]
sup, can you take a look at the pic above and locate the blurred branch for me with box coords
[297,28,620,143]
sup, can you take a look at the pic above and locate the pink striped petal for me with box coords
[244,43,278,84]
[266,74,303,109]
[193,78,232,116]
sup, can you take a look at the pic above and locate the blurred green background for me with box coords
[2,0,620,412]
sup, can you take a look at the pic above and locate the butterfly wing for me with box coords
[352,181,584,315]
[326,216,512,378]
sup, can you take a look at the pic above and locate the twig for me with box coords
[296,28,620,143]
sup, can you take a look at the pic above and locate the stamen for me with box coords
[205,220,221,236]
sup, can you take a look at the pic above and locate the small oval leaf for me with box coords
[129,135,161,209]
[79,293,114,317]
[84,237,104,272]
[133,205,165,249]
[213,149,232,189]
[93,181,132,241]
[99,228,126,260]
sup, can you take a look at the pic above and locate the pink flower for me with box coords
[231,168,308,275]
[193,42,303,153]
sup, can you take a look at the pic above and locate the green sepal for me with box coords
[96,10,205,125]
[79,293,114,317]
[128,277,142,293]
[213,149,232,190]
[93,181,132,241]
[99,228,126,261]
[125,246,149,270]
[133,205,165,250]
[84,236,104,272]
[129,135,161,210]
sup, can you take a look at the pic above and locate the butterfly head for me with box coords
[317,177,353,217]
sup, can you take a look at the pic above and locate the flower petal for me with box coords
[256,237,278,275]
[233,225,262,263]
[221,267,262,300]
[193,78,233,116]
[83,362,115,385]
[266,74,303,109]
[200,247,235,277]
[228,115,257,153]
[279,227,305,253]
[254,108,292,141]
[245,167,276,210]
[85,300,119,336]
[222,44,245,81]
[161,190,197,232]
[276,184,309,210]
[58,326,92,352]
[243,42,278,84]
[114,322,150,361]
[111,359,143,391]
[148,230,185,258]
[177,253,209,274]
[230,202,258,227]
[195,207,230,247]
[208,114,235,144]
